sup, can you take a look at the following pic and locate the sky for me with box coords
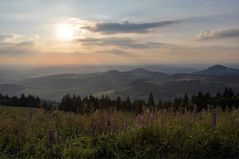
[0,0,239,65]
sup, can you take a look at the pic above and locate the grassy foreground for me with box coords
[0,105,239,158]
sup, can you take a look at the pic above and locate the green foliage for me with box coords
[0,93,41,108]
[62,137,95,158]
[0,106,238,158]
[58,87,239,114]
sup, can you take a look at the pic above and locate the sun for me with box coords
[56,23,74,41]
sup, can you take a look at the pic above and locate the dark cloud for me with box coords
[75,37,168,49]
[81,20,181,34]
[197,28,239,40]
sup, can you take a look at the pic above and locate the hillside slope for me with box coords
[0,65,238,101]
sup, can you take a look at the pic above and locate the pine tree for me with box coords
[147,93,155,110]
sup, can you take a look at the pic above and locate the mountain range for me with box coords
[0,65,238,101]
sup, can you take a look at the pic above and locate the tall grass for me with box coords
[0,106,238,158]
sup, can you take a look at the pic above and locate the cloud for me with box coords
[0,41,36,55]
[16,41,36,47]
[197,28,239,40]
[0,34,13,41]
[81,20,181,34]
[96,48,127,55]
[75,37,168,49]
[0,33,22,43]
[0,33,38,55]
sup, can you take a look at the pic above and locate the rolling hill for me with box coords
[0,65,238,101]
[193,65,239,76]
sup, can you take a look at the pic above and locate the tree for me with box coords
[173,97,182,111]
[147,93,155,110]
[116,96,122,111]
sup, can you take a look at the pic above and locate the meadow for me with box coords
[0,105,238,158]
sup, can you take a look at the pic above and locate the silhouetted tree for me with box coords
[147,93,155,110]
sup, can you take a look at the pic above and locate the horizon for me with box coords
[1,0,239,65]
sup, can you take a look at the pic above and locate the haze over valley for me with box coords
[1,64,238,101]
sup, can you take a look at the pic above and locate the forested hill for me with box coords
[0,65,239,101]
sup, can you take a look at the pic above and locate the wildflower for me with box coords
[211,111,216,128]
[122,119,128,131]
[111,118,116,134]
[48,128,53,145]
[136,115,142,125]
[138,115,144,126]
[56,129,59,144]
[149,111,155,124]
[161,110,167,128]
[98,111,103,132]
[106,112,111,130]
[106,118,111,131]
[90,121,97,136]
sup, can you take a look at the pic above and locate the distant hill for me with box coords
[0,65,238,101]
[0,84,24,96]
[193,65,239,76]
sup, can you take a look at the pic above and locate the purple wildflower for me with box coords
[111,118,116,134]
[149,111,154,124]
[139,115,144,126]
[161,111,167,128]
[91,121,97,136]
[106,118,111,131]
[98,111,103,132]
[56,129,59,144]
[48,128,53,145]
[211,111,216,128]
[122,119,128,131]
[106,112,111,132]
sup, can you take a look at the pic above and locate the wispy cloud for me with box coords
[0,34,13,41]
[0,33,23,43]
[0,33,39,55]
[81,20,181,34]
[75,37,169,49]
[96,48,127,55]
[196,28,239,40]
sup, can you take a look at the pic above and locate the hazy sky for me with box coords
[0,0,239,65]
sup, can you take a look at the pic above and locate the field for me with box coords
[0,105,239,158]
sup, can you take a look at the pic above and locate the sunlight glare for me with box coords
[56,23,74,41]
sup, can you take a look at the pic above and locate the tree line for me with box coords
[1,87,238,113]
[59,87,239,114]
[0,93,41,108]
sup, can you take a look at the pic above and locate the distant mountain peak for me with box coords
[193,64,239,76]
[207,65,228,70]
[130,68,149,73]
[106,70,120,74]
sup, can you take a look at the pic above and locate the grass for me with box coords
[0,105,239,158]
